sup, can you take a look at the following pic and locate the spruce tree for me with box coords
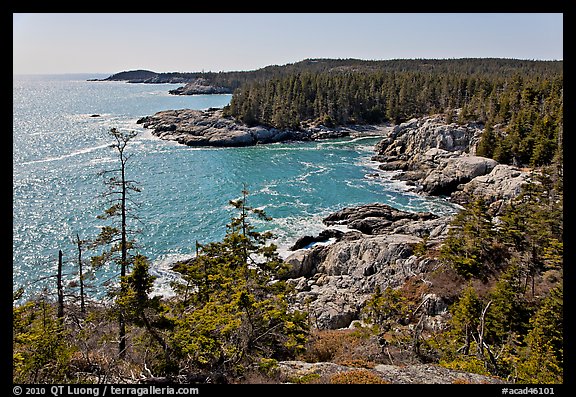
[90,128,141,358]
[169,188,308,379]
[439,199,502,280]
[517,285,563,383]
[476,123,496,158]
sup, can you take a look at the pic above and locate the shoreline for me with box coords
[137,107,395,148]
[142,117,470,300]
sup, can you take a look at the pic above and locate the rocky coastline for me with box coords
[137,108,392,147]
[168,79,232,95]
[145,109,529,383]
[371,116,529,208]
[277,114,531,330]
[144,108,531,330]
[91,70,234,95]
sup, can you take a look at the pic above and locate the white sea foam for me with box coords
[316,135,385,147]
[19,143,112,166]
[268,210,349,258]
[295,163,330,182]
[86,156,116,166]
[133,127,158,141]
[149,252,194,298]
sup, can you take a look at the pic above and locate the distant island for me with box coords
[89,69,233,94]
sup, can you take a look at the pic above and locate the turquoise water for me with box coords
[13,74,457,300]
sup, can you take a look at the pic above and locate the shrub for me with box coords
[329,369,389,384]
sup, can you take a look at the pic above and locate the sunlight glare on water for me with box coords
[13,74,458,301]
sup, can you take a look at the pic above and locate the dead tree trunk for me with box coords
[477,300,492,358]
[76,234,86,314]
[57,249,64,320]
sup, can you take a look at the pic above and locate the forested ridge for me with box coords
[106,58,563,168]
[14,58,563,384]
[223,58,563,168]
[105,58,562,89]
[104,58,563,168]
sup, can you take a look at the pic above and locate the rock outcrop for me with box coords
[374,116,483,159]
[137,108,301,147]
[283,203,451,329]
[450,164,531,209]
[276,361,507,384]
[373,115,530,204]
[168,78,232,95]
[283,115,533,330]
[420,152,498,195]
[137,108,390,147]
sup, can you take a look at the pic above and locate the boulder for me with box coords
[450,164,531,207]
[375,116,483,158]
[421,154,498,195]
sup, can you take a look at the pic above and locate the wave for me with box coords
[19,143,112,166]
[149,252,194,298]
[316,135,384,147]
[255,183,280,196]
[295,163,330,182]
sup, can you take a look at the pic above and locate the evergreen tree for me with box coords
[13,297,75,383]
[436,284,490,376]
[439,199,504,279]
[475,123,497,158]
[90,128,141,358]
[361,286,408,332]
[517,285,563,383]
[484,263,526,346]
[449,284,482,356]
[498,169,563,295]
[118,254,175,373]
[169,188,308,380]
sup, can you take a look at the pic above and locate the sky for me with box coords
[13,13,564,75]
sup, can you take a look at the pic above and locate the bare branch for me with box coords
[477,300,492,358]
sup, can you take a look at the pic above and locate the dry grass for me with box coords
[298,327,386,365]
[335,358,376,369]
[329,369,389,384]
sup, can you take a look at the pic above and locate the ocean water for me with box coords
[13,74,458,301]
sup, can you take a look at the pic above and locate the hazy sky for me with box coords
[13,13,563,75]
